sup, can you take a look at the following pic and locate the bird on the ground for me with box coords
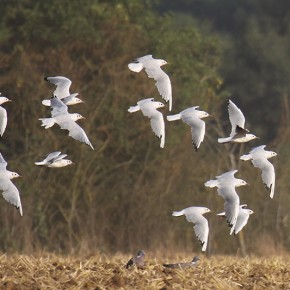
[218,99,258,143]
[0,153,22,216]
[128,55,172,111]
[241,145,277,198]
[163,256,200,269]
[128,98,165,148]
[205,170,247,231]
[35,151,74,168]
[217,204,254,235]
[172,206,211,252]
[125,250,145,269]
[0,93,11,138]
[42,76,83,106]
[39,96,94,150]
[167,106,211,151]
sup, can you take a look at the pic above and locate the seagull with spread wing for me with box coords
[43,76,83,106]
[241,145,277,198]
[128,55,172,111]
[39,96,94,150]
[218,99,258,143]
[0,153,22,216]
[35,151,74,168]
[217,204,254,235]
[128,98,165,148]
[172,206,211,252]
[167,106,211,151]
[205,170,247,232]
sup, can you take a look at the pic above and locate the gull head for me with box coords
[267,151,277,159]
[71,113,85,121]
[158,59,168,67]
[247,134,259,141]
[201,207,211,214]
[154,102,165,109]
[198,111,211,119]
[9,172,21,179]
[0,96,11,105]
[236,179,247,187]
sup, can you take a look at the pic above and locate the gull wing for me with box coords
[150,110,165,148]
[50,96,68,117]
[145,67,172,110]
[185,212,209,252]
[217,185,240,228]
[0,177,22,216]
[57,118,94,150]
[227,99,246,136]
[0,106,7,137]
[252,158,275,198]
[45,76,72,99]
[0,153,7,170]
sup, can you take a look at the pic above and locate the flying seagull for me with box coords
[217,204,254,235]
[128,98,165,148]
[163,256,200,269]
[167,106,211,151]
[128,55,172,111]
[205,170,247,230]
[172,206,211,252]
[218,99,258,143]
[241,145,277,198]
[0,153,22,216]
[0,93,11,137]
[43,76,83,106]
[125,250,145,269]
[39,96,94,150]
[35,151,74,168]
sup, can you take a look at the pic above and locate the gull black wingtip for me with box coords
[44,76,48,81]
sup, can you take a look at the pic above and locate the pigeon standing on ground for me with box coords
[39,96,94,150]
[217,204,254,235]
[128,98,165,148]
[125,250,145,269]
[241,145,277,198]
[172,206,211,252]
[35,151,74,168]
[218,99,258,143]
[163,256,200,269]
[42,76,83,106]
[0,94,11,138]
[205,170,247,232]
[0,153,22,216]
[128,55,172,111]
[167,106,211,151]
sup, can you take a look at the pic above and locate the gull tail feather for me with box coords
[240,154,252,161]
[128,105,140,113]
[218,137,232,143]
[172,210,184,217]
[204,180,218,188]
[167,114,181,121]
[35,161,46,166]
[128,62,143,72]
[42,99,51,106]
[39,118,55,129]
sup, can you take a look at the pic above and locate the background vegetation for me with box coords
[0,0,289,256]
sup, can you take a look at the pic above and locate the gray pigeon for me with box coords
[163,256,200,269]
[125,250,145,269]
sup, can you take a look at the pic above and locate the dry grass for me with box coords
[0,253,289,289]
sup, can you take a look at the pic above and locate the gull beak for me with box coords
[81,116,86,120]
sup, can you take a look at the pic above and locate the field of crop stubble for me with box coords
[0,253,289,289]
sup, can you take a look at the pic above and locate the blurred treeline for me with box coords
[0,0,289,256]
